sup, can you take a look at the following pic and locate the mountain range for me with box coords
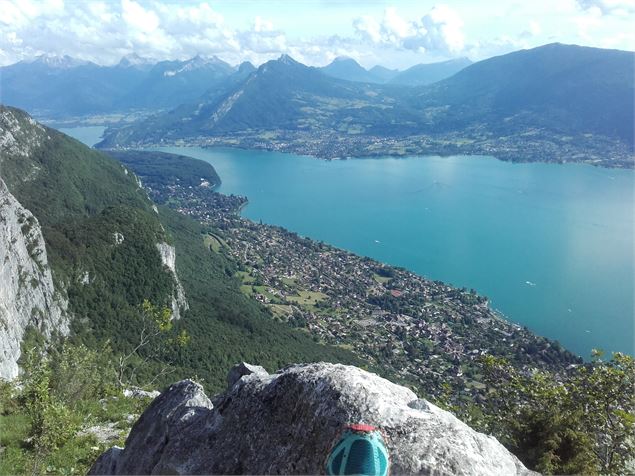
[0,54,246,117]
[319,56,472,86]
[97,43,634,166]
[0,53,464,119]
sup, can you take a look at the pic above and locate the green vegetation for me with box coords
[0,118,152,229]
[1,107,176,364]
[287,290,328,306]
[203,233,225,252]
[446,351,635,475]
[107,150,220,188]
[0,337,151,475]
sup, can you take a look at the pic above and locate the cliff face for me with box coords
[0,106,190,378]
[156,242,188,320]
[91,362,534,475]
[0,178,68,379]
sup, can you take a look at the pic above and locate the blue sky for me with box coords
[1,0,633,68]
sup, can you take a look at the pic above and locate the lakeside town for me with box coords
[135,157,580,404]
[123,126,635,168]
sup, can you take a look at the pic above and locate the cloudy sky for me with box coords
[1,0,633,69]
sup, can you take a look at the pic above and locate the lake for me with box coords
[61,127,635,358]
[59,126,105,147]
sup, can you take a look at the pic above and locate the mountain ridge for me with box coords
[97,43,635,167]
[389,57,472,86]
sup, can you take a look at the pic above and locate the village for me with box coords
[142,172,580,404]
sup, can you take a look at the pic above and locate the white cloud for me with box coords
[576,0,635,15]
[0,1,632,69]
[353,5,465,55]
[573,6,603,40]
[253,16,274,33]
[122,0,159,33]
[418,5,465,53]
[519,20,543,39]
[0,1,286,65]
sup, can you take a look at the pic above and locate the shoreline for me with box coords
[99,140,635,170]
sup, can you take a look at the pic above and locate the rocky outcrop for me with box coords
[0,106,48,159]
[91,362,533,475]
[156,242,188,320]
[0,178,68,379]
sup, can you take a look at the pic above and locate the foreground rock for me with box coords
[90,362,533,475]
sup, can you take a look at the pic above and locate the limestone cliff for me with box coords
[90,362,534,475]
[0,178,68,379]
[156,242,188,320]
[0,106,189,378]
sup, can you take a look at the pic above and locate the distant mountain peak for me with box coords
[237,61,256,73]
[332,55,355,63]
[278,54,300,66]
[162,55,231,77]
[369,65,398,73]
[320,56,376,82]
[388,57,473,86]
[257,54,305,75]
[32,54,87,68]
[327,56,364,68]
[118,53,154,68]
[187,54,207,65]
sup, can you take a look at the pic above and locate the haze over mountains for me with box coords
[0,53,465,119]
[0,54,247,117]
[319,56,472,86]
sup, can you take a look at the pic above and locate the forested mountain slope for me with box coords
[415,43,634,143]
[0,105,360,389]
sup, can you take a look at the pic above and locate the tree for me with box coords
[568,350,635,474]
[20,347,79,473]
[473,352,635,475]
[116,299,174,388]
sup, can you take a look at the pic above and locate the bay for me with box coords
[59,127,634,358]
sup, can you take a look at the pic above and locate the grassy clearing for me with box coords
[373,273,392,284]
[286,290,328,306]
[0,390,150,475]
[203,233,226,252]
[280,276,297,286]
[240,285,279,302]
[236,270,255,284]
[268,304,293,319]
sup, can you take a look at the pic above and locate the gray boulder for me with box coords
[90,362,534,475]
[226,361,268,389]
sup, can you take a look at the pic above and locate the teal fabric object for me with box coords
[326,424,390,476]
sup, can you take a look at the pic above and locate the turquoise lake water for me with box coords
[59,126,105,147]
[60,127,635,358]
